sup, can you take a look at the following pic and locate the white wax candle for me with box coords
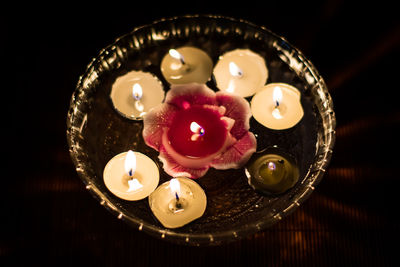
[160,47,213,84]
[103,151,159,201]
[110,71,165,120]
[213,49,268,97]
[148,177,207,228]
[251,83,304,130]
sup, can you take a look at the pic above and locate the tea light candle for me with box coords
[149,177,207,228]
[110,71,165,120]
[213,49,268,97]
[245,147,299,195]
[160,47,213,84]
[251,83,304,130]
[103,150,159,201]
[162,105,229,169]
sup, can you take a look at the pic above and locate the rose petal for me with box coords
[210,132,257,170]
[220,116,235,131]
[202,104,226,116]
[143,83,257,179]
[216,92,252,139]
[166,83,217,109]
[158,145,209,179]
[142,103,178,150]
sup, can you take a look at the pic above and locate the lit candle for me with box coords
[103,150,159,201]
[160,47,213,84]
[245,147,299,195]
[143,83,257,179]
[162,105,229,168]
[251,83,304,130]
[213,49,268,97]
[149,177,207,228]
[110,70,165,120]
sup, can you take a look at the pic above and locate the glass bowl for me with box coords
[66,15,336,245]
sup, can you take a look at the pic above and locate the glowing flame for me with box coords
[190,121,204,134]
[272,86,283,119]
[268,162,276,171]
[169,49,185,64]
[170,178,181,200]
[132,83,143,100]
[273,86,283,107]
[124,150,142,192]
[124,150,136,177]
[229,62,243,77]
[190,122,205,141]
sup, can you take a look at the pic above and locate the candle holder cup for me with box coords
[67,15,335,245]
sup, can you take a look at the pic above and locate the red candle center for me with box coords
[168,105,228,158]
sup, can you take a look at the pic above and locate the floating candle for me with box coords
[149,177,207,228]
[161,103,233,173]
[245,147,299,195]
[251,83,304,130]
[167,106,228,158]
[213,49,268,97]
[142,83,257,179]
[160,47,213,84]
[110,71,165,120]
[103,150,159,200]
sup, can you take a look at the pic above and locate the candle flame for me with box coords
[124,150,137,177]
[169,49,185,64]
[190,121,205,141]
[273,86,283,106]
[268,162,276,171]
[272,86,283,119]
[190,121,204,134]
[132,83,143,100]
[229,62,243,77]
[170,178,181,199]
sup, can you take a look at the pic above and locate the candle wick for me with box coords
[175,192,183,209]
[199,127,205,136]
[128,169,133,177]
[133,92,141,101]
[275,100,280,108]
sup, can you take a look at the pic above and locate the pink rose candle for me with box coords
[166,106,228,158]
[143,83,257,179]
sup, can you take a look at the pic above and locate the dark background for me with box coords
[2,1,400,266]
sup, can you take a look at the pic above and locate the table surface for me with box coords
[2,2,399,266]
